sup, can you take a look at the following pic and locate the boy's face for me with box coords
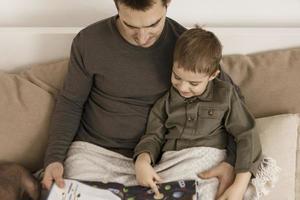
[171,63,219,98]
[116,0,168,47]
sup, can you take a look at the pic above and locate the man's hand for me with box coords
[198,162,235,198]
[135,153,162,196]
[216,183,244,200]
[41,162,65,191]
[217,172,251,200]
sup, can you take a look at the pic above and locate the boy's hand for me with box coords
[135,153,162,196]
[41,162,65,191]
[198,162,235,198]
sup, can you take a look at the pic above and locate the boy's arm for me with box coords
[218,68,241,167]
[135,153,162,196]
[133,93,169,164]
[224,87,262,175]
[224,134,237,167]
[218,67,244,101]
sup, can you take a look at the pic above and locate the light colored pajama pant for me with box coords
[64,141,279,200]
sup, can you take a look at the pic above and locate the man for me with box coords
[42,0,238,197]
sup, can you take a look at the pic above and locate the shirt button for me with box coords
[187,117,194,121]
[208,109,214,116]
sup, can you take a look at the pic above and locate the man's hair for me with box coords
[114,0,169,11]
[174,27,222,75]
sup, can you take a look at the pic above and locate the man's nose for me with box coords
[136,29,149,45]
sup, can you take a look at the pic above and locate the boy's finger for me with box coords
[149,182,160,196]
[154,173,163,182]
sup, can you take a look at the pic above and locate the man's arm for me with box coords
[42,32,93,190]
[44,33,93,167]
[217,172,251,200]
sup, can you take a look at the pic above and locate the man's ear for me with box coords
[113,0,120,10]
[166,0,171,8]
[208,70,220,81]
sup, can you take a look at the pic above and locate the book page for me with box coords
[47,179,196,200]
[47,179,121,200]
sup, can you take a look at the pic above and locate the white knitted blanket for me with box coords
[64,141,280,200]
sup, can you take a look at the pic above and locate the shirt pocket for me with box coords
[196,106,226,136]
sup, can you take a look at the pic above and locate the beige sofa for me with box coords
[1,47,300,199]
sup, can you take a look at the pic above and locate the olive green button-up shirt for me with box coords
[134,78,262,173]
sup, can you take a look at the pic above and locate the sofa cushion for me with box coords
[0,60,68,172]
[20,60,68,96]
[297,119,300,200]
[222,47,300,118]
[255,114,299,200]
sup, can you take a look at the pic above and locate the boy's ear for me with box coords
[208,70,220,81]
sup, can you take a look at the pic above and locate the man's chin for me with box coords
[137,38,157,48]
[139,42,154,48]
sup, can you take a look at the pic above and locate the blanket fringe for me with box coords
[247,156,281,200]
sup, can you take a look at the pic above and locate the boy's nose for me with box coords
[177,82,189,93]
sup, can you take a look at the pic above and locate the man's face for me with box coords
[116,0,167,47]
[171,63,219,98]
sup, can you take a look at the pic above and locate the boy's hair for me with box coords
[114,0,169,11]
[0,163,40,200]
[174,27,222,75]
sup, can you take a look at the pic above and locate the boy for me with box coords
[0,163,41,200]
[134,28,263,199]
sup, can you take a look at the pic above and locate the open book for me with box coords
[47,179,196,200]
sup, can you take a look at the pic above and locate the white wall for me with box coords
[169,0,300,27]
[1,0,300,27]
[1,0,300,71]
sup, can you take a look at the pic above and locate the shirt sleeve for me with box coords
[218,66,244,101]
[44,32,93,167]
[218,68,240,167]
[133,94,168,164]
[224,87,262,174]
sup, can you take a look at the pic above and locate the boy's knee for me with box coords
[0,163,41,200]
